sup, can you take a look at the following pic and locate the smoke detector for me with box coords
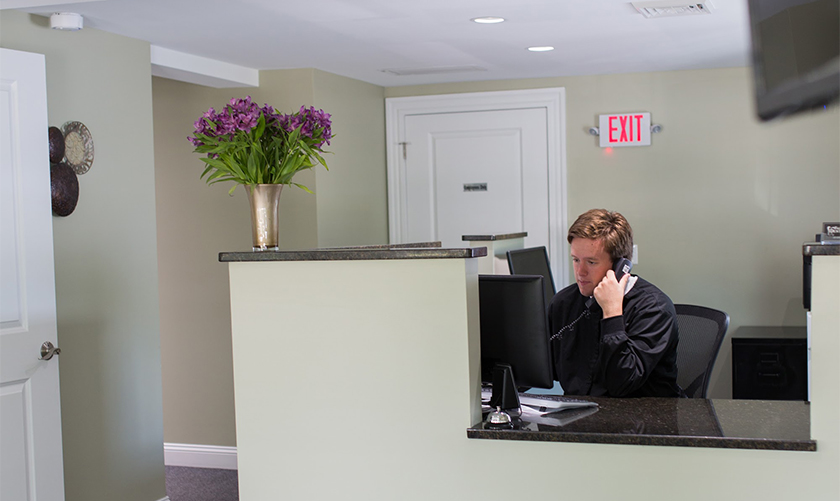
[50,12,84,30]
[632,1,714,18]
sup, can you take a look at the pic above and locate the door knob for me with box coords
[39,341,61,361]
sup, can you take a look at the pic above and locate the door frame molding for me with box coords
[385,88,569,286]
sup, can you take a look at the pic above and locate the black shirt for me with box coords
[547,277,682,397]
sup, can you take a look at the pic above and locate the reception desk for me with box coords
[221,246,839,501]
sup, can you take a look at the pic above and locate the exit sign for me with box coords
[599,112,651,147]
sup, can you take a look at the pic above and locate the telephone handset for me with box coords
[613,257,633,282]
[584,258,633,309]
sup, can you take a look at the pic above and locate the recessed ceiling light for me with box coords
[527,46,555,52]
[472,17,505,24]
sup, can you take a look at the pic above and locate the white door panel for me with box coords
[387,89,568,286]
[0,48,65,501]
[433,127,524,245]
[403,108,550,254]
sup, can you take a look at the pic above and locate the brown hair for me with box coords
[567,209,633,262]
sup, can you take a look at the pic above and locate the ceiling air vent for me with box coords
[380,65,487,76]
[632,0,715,18]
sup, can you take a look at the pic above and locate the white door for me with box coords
[386,89,568,285]
[403,108,550,249]
[0,48,66,501]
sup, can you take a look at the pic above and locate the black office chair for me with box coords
[506,246,556,307]
[674,304,729,398]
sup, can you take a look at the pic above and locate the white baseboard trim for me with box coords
[156,497,171,501]
[163,442,238,470]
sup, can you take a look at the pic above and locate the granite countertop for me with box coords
[462,232,528,241]
[468,396,815,451]
[325,241,441,250]
[220,244,486,262]
[803,242,840,256]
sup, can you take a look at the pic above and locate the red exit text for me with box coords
[599,112,651,147]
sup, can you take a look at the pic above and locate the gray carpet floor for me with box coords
[165,466,239,501]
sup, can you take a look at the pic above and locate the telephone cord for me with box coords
[549,307,591,342]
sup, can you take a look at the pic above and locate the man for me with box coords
[548,209,682,397]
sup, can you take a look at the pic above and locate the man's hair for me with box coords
[567,209,633,262]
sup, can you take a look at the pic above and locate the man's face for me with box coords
[570,237,613,298]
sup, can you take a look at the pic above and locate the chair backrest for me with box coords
[674,304,729,398]
[506,246,556,307]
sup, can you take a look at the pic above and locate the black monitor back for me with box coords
[478,274,554,390]
[506,246,556,306]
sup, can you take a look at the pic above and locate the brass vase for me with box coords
[245,184,284,251]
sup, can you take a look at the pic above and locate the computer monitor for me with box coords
[478,274,554,394]
[506,246,556,307]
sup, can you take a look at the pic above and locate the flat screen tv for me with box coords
[748,0,839,121]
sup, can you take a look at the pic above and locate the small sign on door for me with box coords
[463,183,488,192]
[599,112,651,147]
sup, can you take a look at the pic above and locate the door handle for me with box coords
[39,341,61,361]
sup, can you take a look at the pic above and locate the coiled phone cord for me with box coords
[549,299,594,342]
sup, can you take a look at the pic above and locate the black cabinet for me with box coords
[732,337,808,401]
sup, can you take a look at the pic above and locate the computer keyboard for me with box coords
[519,394,595,409]
[481,389,597,412]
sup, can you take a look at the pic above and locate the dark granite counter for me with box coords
[803,243,840,256]
[462,232,528,241]
[220,245,486,262]
[468,396,815,451]
[325,241,441,250]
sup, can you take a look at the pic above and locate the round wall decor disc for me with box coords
[51,162,79,217]
[48,126,65,164]
[61,121,94,175]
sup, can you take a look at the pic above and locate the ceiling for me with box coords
[14,0,753,87]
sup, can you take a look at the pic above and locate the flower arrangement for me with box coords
[188,96,332,194]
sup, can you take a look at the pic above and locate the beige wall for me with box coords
[1,11,165,501]
[153,71,316,446]
[156,65,838,448]
[153,77,250,448]
[224,254,840,501]
[153,69,387,446]
[386,68,840,398]
[313,69,388,246]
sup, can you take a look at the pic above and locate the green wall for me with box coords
[8,5,836,464]
[153,69,386,446]
[154,65,838,449]
[386,69,840,398]
[0,11,165,501]
[313,69,388,247]
[152,71,316,447]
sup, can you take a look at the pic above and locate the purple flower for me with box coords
[188,97,332,187]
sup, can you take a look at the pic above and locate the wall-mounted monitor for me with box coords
[748,0,839,121]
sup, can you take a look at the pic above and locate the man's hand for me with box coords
[593,270,630,319]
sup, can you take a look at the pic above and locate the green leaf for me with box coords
[292,182,313,194]
[247,150,259,184]
[254,114,266,140]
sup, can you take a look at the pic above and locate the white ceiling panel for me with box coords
[17,0,752,87]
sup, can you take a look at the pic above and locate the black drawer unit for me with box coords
[732,338,808,401]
